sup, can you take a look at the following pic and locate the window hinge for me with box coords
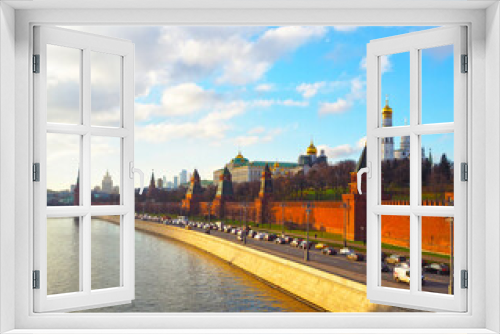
[461,270,468,289]
[33,270,40,289]
[461,162,468,181]
[33,163,40,182]
[33,54,40,73]
[461,54,468,73]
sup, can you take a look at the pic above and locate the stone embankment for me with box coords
[112,218,404,312]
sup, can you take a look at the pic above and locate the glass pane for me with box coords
[47,217,80,295]
[380,52,410,128]
[421,216,454,295]
[92,216,121,290]
[421,133,454,206]
[47,133,80,206]
[91,137,121,205]
[381,215,410,290]
[381,136,410,205]
[91,52,121,127]
[421,45,454,124]
[47,44,81,124]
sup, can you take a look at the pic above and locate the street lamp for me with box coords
[207,202,212,224]
[303,202,314,261]
[342,200,350,248]
[447,217,454,295]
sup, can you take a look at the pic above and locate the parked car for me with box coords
[423,263,450,275]
[347,252,365,261]
[321,247,337,255]
[264,233,277,241]
[315,243,327,249]
[290,238,303,247]
[274,237,286,244]
[339,247,353,255]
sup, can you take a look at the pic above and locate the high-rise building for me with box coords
[180,169,188,185]
[162,175,167,189]
[173,176,178,189]
[102,170,113,193]
[157,178,163,189]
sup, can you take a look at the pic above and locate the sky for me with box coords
[46,25,455,191]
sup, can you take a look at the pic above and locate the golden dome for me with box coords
[274,161,280,168]
[235,151,244,159]
[306,140,317,155]
[382,98,392,116]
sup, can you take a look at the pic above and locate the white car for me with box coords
[254,233,265,240]
[339,247,353,255]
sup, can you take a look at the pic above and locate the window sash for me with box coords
[33,26,135,313]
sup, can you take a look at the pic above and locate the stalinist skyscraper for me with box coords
[381,97,394,160]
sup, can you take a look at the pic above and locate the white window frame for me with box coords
[365,26,467,312]
[33,26,136,312]
[0,2,498,333]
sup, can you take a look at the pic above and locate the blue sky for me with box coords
[50,25,455,190]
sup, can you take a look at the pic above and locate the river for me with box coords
[47,217,316,312]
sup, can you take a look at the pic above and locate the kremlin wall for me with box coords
[137,151,453,256]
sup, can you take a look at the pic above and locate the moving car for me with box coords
[394,264,425,285]
[339,247,353,255]
[290,238,303,247]
[381,261,390,272]
[254,233,266,240]
[347,252,365,261]
[274,237,286,244]
[315,243,327,249]
[423,263,450,275]
[264,233,277,241]
[385,254,407,264]
[321,247,337,255]
[299,240,313,249]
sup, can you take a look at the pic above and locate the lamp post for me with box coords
[448,217,454,295]
[303,202,314,261]
[207,202,212,224]
[243,201,248,244]
[280,201,286,236]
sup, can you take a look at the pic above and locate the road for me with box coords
[163,221,451,295]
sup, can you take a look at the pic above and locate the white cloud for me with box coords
[318,139,365,161]
[318,77,365,115]
[255,83,275,92]
[136,102,246,143]
[251,99,309,108]
[319,98,352,115]
[296,82,325,99]
[248,126,266,134]
[333,26,359,32]
[360,54,392,74]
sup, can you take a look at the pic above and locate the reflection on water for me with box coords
[48,218,315,312]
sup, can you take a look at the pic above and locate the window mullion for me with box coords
[409,47,420,294]
[82,47,92,294]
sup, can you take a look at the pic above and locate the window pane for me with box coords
[381,215,410,290]
[92,216,121,290]
[421,133,454,206]
[47,44,81,124]
[47,217,80,295]
[381,136,410,205]
[380,52,410,127]
[91,52,121,127]
[421,216,454,295]
[421,45,454,124]
[91,137,121,205]
[47,133,81,206]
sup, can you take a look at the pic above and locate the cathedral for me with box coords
[380,98,410,161]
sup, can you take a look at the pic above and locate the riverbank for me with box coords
[100,216,405,312]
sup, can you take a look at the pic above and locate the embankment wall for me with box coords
[133,220,404,312]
